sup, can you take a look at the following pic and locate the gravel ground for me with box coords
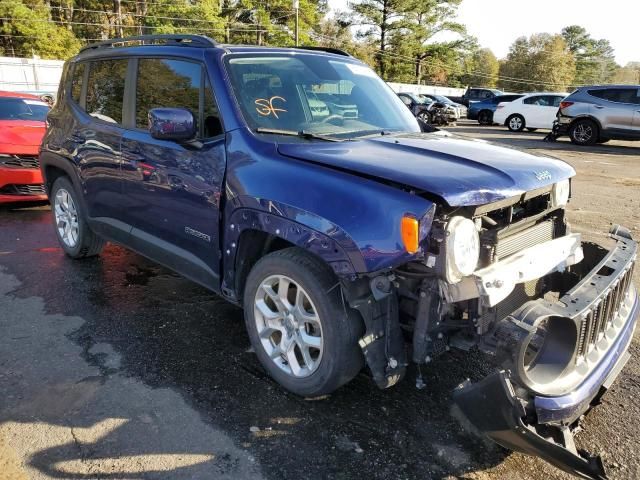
[0,121,638,479]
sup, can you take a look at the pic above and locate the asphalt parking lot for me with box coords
[1,121,639,480]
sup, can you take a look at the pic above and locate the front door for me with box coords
[120,57,226,290]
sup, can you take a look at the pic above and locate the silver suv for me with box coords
[556,85,640,145]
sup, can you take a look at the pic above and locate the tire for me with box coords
[478,110,492,125]
[526,128,538,132]
[506,114,525,132]
[50,176,105,258]
[243,247,364,396]
[569,119,598,146]
[597,138,610,144]
[417,111,430,124]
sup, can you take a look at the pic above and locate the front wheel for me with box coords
[507,114,525,132]
[51,176,105,258]
[417,111,430,124]
[243,248,364,397]
[569,119,598,146]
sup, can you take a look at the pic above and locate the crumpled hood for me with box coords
[277,132,575,206]
[0,120,46,155]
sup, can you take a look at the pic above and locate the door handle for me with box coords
[594,106,605,109]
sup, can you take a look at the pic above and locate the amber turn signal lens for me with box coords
[401,216,419,254]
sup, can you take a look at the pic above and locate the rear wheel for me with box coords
[507,114,525,132]
[51,176,105,258]
[478,110,492,125]
[243,248,364,396]
[569,119,598,146]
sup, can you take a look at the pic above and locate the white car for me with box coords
[493,92,568,132]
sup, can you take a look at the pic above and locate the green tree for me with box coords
[460,47,499,87]
[612,62,640,84]
[561,25,617,85]
[349,0,412,78]
[499,34,576,92]
[0,0,80,58]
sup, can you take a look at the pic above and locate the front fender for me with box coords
[223,128,435,277]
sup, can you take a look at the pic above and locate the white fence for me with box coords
[0,56,64,93]
[386,82,465,98]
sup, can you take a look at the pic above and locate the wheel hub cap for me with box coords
[254,274,324,378]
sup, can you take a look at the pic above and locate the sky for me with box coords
[327,0,639,66]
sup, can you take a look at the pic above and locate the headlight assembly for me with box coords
[445,216,480,283]
[551,179,570,207]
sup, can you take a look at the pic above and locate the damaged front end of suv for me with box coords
[340,177,637,480]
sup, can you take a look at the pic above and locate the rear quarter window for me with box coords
[85,59,128,124]
[71,63,86,104]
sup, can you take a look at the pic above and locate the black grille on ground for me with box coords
[0,155,40,169]
[576,263,635,357]
[0,184,46,195]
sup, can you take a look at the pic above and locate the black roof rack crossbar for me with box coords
[294,46,351,57]
[80,34,217,53]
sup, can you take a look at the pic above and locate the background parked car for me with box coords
[556,85,640,145]
[467,94,524,125]
[0,91,49,206]
[397,92,433,123]
[460,87,504,107]
[493,92,567,132]
[418,93,467,119]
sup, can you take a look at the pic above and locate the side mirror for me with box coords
[148,108,196,142]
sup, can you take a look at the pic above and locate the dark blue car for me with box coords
[467,94,524,124]
[40,35,637,480]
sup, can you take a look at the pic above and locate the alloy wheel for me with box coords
[253,274,323,378]
[54,188,79,248]
[574,123,594,143]
[509,116,523,131]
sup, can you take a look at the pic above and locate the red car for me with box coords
[0,91,50,205]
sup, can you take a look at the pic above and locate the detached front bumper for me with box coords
[454,226,638,479]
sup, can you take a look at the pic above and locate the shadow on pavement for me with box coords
[0,209,510,480]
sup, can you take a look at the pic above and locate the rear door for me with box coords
[69,58,130,231]
[120,57,226,289]
[588,88,637,133]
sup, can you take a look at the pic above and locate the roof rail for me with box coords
[294,46,351,57]
[79,34,217,53]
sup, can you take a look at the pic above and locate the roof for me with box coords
[0,90,42,99]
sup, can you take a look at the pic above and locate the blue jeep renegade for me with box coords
[40,35,637,479]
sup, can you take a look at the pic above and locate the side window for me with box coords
[136,58,201,130]
[480,90,492,99]
[71,63,85,104]
[524,96,542,105]
[550,96,564,108]
[614,88,640,104]
[85,59,128,124]
[400,96,412,106]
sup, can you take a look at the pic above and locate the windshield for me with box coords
[432,95,452,103]
[0,97,49,121]
[224,54,419,138]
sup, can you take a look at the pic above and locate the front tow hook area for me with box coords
[453,371,607,480]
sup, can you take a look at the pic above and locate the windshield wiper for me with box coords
[255,127,344,142]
